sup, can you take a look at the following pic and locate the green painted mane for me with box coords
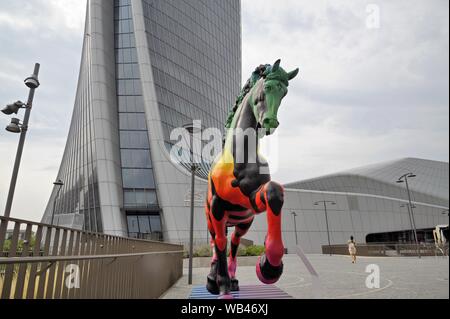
[225,62,297,129]
[225,64,271,129]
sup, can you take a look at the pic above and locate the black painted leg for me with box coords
[230,278,239,291]
[215,245,231,296]
[206,260,219,295]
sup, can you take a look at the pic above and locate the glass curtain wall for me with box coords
[115,0,161,239]
[141,0,241,177]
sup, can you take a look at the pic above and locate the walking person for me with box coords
[348,236,357,263]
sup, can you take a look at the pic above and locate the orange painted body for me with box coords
[208,150,253,210]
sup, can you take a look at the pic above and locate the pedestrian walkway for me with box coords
[161,254,449,299]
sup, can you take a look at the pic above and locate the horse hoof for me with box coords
[206,275,219,295]
[217,275,231,296]
[256,255,283,284]
[219,293,234,299]
[230,278,239,292]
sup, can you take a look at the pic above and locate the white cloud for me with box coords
[0,12,34,30]
[46,0,87,31]
[242,0,449,182]
[0,1,86,34]
[0,0,86,222]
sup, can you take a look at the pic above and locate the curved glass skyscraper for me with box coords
[42,0,241,242]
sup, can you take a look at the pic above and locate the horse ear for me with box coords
[272,59,281,72]
[287,68,299,80]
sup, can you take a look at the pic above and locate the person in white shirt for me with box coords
[348,236,357,263]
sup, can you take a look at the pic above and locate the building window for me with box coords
[119,131,150,149]
[138,215,151,234]
[120,149,152,168]
[124,189,158,207]
[127,215,139,234]
[126,214,162,241]
[122,169,155,189]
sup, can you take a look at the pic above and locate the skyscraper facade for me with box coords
[42,0,241,242]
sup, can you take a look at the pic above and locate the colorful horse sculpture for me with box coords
[205,59,299,297]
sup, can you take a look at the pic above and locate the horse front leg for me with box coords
[205,201,219,294]
[229,219,254,291]
[256,181,285,284]
[209,196,232,297]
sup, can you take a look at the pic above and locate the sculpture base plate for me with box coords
[189,285,292,299]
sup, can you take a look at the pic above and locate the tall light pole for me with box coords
[50,179,64,226]
[291,212,298,246]
[2,63,40,218]
[314,200,336,256]
[400,203,416,243]
[183,123,200,285]
[396,172,420,258]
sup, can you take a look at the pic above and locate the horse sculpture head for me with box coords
[250,59,299,135]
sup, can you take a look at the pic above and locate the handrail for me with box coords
[0,250,185,265]
[0,216,184,299]
[0,215,175,246]
[322,242,448,257]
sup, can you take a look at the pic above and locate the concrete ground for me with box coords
[161,254,449,299]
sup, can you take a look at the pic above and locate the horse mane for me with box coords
[225,64,271,129]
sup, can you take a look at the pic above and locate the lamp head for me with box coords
[182,123,201,135]
[6,118,21,133]
[24,74,40,89]
[53,179,64,186]
[1,101,25,115]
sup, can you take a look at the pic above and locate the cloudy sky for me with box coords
[0,0,448,222]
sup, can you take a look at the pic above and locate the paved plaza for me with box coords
[162,254,449,299]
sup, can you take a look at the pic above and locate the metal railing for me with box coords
[0,216,183,299]
[128,231,163,242]
[322,243,449,257]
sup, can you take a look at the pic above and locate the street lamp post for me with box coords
[2,63,40,218]
[396,173,420,258]
[400,203,416,244]
[291,212,298,246]
[188,162,198,285]
[183,123,201,285]
[50,180,64,226]
[314,200,336,256]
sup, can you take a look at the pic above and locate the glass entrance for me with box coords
[126,212,162,241]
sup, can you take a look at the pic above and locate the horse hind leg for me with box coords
[205,203,219,294]
[255,181,285,284]
[229,219,254,291]
[207,196,232,297]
